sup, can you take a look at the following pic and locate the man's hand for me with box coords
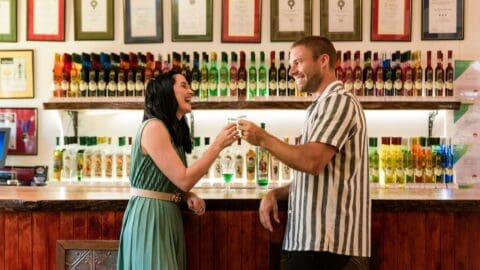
[259,190,281,232]
[237,119,266,146]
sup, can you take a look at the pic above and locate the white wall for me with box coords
[1,0,478,167]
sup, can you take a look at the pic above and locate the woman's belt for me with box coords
[130,187,183,203]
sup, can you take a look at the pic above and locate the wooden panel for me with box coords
[59,212,74,239]
[240,211,256,270]
[32,212,47,270]
[467,213,480,270]
[371,212,384,270]
[73,212,88,240]
[183,212,200,270]
[398,212,425,270]
[382,212,398,270]
[101,211,116,240]
[455,212,470,270]
[198,211,214,270]
[227,211,242,270]
[214,211,228,270]
[255,215,270,270]
[440,213,455,270]
[87,212,102,240]
[4,213,18,270]
[18,212,32,270]
[0,212,5,270]
[46,212,59,270]
[114,211,124,239]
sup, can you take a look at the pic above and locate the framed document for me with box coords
[0,50,34,99]
[172,0,212,41]
[222,0,261,43]
[74,0,114,40]
[124,0,163,43]
[320,0,362,41]
[422,0,464,40]
[0,0,17,42]
[371,0,411,41]
[271,0,311,42]
[0,108,38,155]
[27,0,65,41]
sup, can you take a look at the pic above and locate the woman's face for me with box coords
[173,74,193,119]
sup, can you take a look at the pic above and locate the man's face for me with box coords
[288,45,325,93]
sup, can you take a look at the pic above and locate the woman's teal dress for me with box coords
[117,119,187,270]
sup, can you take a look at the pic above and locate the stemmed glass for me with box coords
[221,154,235,193]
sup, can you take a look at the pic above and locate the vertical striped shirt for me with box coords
[283,81,370,257]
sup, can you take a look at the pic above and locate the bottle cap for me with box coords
[260,122,265,129]
[369,137,377,147]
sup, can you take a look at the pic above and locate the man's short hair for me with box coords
[291,36,337,69]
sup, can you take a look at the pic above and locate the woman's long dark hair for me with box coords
[143,69,192,153]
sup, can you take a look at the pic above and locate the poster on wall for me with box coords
[0,108,37,155]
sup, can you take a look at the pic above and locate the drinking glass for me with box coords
[221,154,235,193]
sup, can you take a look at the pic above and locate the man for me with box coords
[238,36,370,269]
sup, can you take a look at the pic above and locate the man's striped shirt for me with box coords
[283,81,370,257]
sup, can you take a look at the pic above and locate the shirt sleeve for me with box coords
[309,93,357,149]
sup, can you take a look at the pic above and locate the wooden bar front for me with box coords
[1,185,480,269]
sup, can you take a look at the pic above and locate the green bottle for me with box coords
[208,52,219,97]
[200,52,209,99]
[403,137,414,184]
[191,52,200,97]
[248,52,257,99]
[219,52,229,96]
[256,123,269,187]
[368,137,379,183]
[258,51,267,96]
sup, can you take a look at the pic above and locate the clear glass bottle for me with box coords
[368,137,379,184]
[256,123,269,188]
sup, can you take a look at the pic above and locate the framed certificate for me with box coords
[271,0,312,42]
[422,0,464,40]
[222,0,261,43]
[172,0,213,41]
[74,0,114,40]
[320,0,362,41]
[0,0,17,42]
[371,0,411,41]
[0,50,34,99]
[124,0,163,43]
[27,0,65,41]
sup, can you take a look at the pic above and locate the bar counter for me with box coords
[1,184,480,270]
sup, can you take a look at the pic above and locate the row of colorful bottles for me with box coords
[337,50,454,97]
[52,136,132,182]
[369,136,454,188]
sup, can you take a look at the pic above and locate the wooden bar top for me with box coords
[1,183,480,211]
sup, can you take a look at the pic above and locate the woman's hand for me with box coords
[185,192,206,216]
[213,123,239,150]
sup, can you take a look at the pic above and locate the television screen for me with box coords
[0,127,10,168]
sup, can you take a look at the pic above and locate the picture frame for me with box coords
[172,0,213,42]
[124,0,163,43]
[422,0,464,40]
[0,0,17,42]
[221,0,261,43]
[0,50,34,99]
[0,108,38,155]
[320,0,362,41]
[74,0,114,40]
[27,0,65,41]
[271,0,312,42]
[371,0,411,41]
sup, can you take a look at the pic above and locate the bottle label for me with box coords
[269,80,277,90]
[435,81,444,89]
[105,154,113,177]
[127,81,135,91]
[279,80,287,89]
[426,81,433,90]
[344,81,353,91]
[125,154,131,177]
[235,155,243,178]
[214,159,221,178]
[61,81,69,91]
[117,82,126,92]
[209,81,218,90]
[354,80,363,90]
[259,80,266,90]
[425,169,433,177]
[258,151,269,178]
[404,80,413,90]
[249,81,256,90]
[70,82,79,93]
[365,79,374,90]
[415,169,423,177]
[375,81,384,90]
[135,81,144,91]
[98,81,107,91]
[247,156,255,174]
[191,80,199,90]
[229,80,238,90]
[238,80,246,89]
[414,80,422,90]
[384,80,393,90]
[288,80,296,89]
[405,168,413,176]
[115,155,124,177]
[88,81,97,91]
[219,80,227,90]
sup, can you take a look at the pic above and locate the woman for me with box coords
[117,70,238,269]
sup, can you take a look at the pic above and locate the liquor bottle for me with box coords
[88,53,99,97]
[393,51,403,96]
[402,137,414,184]
[335,50,343,81]
[256,123,269,188]
[445,50,454,96]
[281,137,291,181]
[373,52,384,96]
[343,51,353,94]
[135,53,145,96]
[435,50,445,97]
[107,53,119,97]
[76,136,86,182]
[431,137,443,184]
[208,52,219,97]
[238,51,247,99]
[200,52,209,99]
[52,137,63,181]
[119,53,130,97]
[162,54,171,73]
[219,52,229,96]
[80,53,90,97]
[402,51,413,96]
[61,53,72,97]
[92,137,103,180]
[102,137,114,180]
[248,51,257,99]
[381,137,394,186]
[353,51,363,96]
[287,63,296,96]
[233,139,244,181]
[172,51,182,70]
[258,51,268,96]
[70,53,82,98]
[115,136,126,180]
[278,51,287,96]
[424,138,434,183]
[203,137,211,180]
[229,52,238,97]
[127,53,137,97]
[190,52,200,97]
[145,52,155,89]
[268,51,278,96]
[97,53,109,97]
[125,137,133,180]
[363,51,374,96]
[383,56,394,96]
[393,137,405,187]
[414,137,426,184]
[62,137,76,181]
[413,51,423,97]
[154,54,162,77]
[425,51,434,96]
[444,138,454,184]
[53,53,63,97]
[180,52,192,82]
[245,143,256,184]
[369,137,379,183]
[270,155,280,183]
